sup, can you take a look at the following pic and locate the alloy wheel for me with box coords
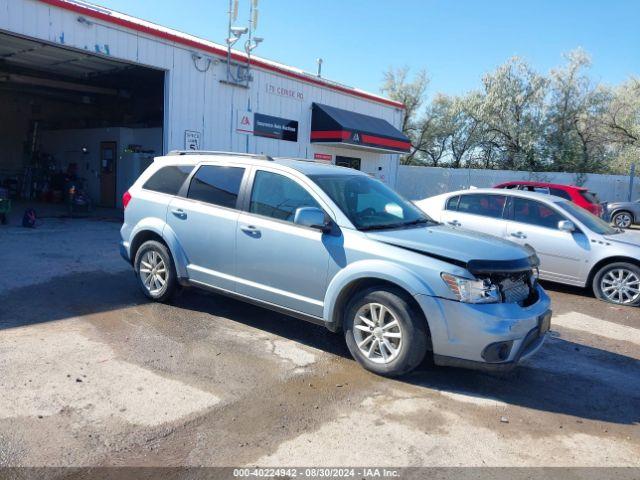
[353,303,403,364]
[613,213,632,229]
[139,250,168,295]
[600,268,640,304]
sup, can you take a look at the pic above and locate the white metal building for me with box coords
[0,0,408,208]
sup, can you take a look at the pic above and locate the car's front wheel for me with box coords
[343,287,429,377]
[612,211,633,229]
[593,262,640,306]
[134,240,178,302]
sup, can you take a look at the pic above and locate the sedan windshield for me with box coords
[557,200,618,235]
[310,174,433,230]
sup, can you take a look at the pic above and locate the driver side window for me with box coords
[249,170,321,223]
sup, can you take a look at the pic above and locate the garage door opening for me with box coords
[0,31,165,213]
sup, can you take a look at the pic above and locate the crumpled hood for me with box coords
[366,225,538,274]
[604,229,640,247]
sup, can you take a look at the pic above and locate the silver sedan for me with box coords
[416,189,640,306]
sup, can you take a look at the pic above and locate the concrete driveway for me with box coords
[0,218,638,467]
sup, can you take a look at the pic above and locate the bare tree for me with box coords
[380,67,430,164]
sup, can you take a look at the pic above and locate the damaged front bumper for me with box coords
[415,284,552,372]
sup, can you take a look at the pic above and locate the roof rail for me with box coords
[167,150,274,161]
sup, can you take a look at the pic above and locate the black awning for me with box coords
[310,103,411,153]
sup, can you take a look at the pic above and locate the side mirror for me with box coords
[294,207,331,232]
[558,220,576,232]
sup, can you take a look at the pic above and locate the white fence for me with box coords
[395,166,639,203]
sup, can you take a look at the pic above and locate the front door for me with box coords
[235,169,331,318]
[335,156,361,170]
[505,196,588,283]
[99,141,117,207]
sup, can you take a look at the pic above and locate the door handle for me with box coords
[510,231,527,239]
[240,225,261,236]
[447,220,461,227]
[171,208,187,219]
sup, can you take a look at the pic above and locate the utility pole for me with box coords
[629,163,636,202]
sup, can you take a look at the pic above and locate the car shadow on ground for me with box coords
[175,288,640,426]
[539,280,594,299]
[0,270,142,330]
[2,272,638,425]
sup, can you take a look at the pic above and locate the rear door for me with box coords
[166,163,247,291]
[505,196,588,283]
[441,193,509,238]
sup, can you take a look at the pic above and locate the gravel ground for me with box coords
[0,218,638,469]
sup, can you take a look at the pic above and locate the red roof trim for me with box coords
[36,0,405,110]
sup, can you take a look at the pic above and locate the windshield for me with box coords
[557,201,618,235]
[310,174,433,230]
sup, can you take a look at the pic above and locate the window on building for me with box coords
[187,165,245,209]
[143,165,194,195]
[457,194,507,219]
[250,171,321,223]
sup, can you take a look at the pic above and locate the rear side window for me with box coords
[187,165,245,209]
[445,196,460,211]
[550,188,572,200]
[457,194,507,219]
[143,165,193,195]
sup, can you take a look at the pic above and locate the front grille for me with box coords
[500,275,531,304]
[488,271,537,306]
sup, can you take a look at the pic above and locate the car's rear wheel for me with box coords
[612,211,633,229]
[593,262,640,306]
[344,287,429,377]
[134,240,177,302]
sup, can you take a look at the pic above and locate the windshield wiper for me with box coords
[360,218,432,231]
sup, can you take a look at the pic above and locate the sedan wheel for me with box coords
[599,268,640,305]
[613,212,633,229]
[353,303,403,364]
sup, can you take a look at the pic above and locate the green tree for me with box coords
[474,57,549,171]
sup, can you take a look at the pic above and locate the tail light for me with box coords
[122,191,132,209]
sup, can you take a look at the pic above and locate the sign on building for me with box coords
[265,83,304,101]
[254,113,298,142]
[236,111,254,135]
[184,130,201,150]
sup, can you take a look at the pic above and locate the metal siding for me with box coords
[5,0,402,179]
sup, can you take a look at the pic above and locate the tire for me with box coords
[134,240,178,302]
[592,262,640,306]
[612,211,633,229]
[343,287,429,377]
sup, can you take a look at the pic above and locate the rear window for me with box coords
[549,188,572,200]
[187,165,245,209]
[143,165,193,195]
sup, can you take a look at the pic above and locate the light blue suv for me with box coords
[120,152,551,376]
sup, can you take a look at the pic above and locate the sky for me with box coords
[94,0,640,99]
